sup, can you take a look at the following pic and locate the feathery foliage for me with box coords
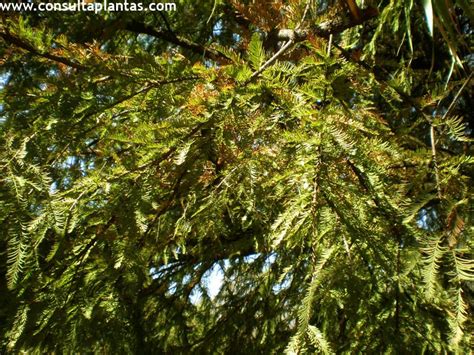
[1,0,473,353]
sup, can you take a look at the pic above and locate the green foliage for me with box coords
[0,0,472,353]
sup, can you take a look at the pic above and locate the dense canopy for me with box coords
[0,0,473,353]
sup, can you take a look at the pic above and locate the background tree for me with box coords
[0,0,473,353]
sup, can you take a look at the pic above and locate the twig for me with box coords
[246,37,295,84]
[246,1,316,84]
[159,12,173,34]
[327,34,333,56]
[431,72,472,199]
[430,124,441,199]
[296,0,313,30]
[441,72,473,121]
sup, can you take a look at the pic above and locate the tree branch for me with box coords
[270,6,379,43]
[0,30,86,70]
[124,20,230,63]
[249,7,379,83]
[247,37,295,84]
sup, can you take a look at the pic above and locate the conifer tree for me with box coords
[0,1,472,353]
